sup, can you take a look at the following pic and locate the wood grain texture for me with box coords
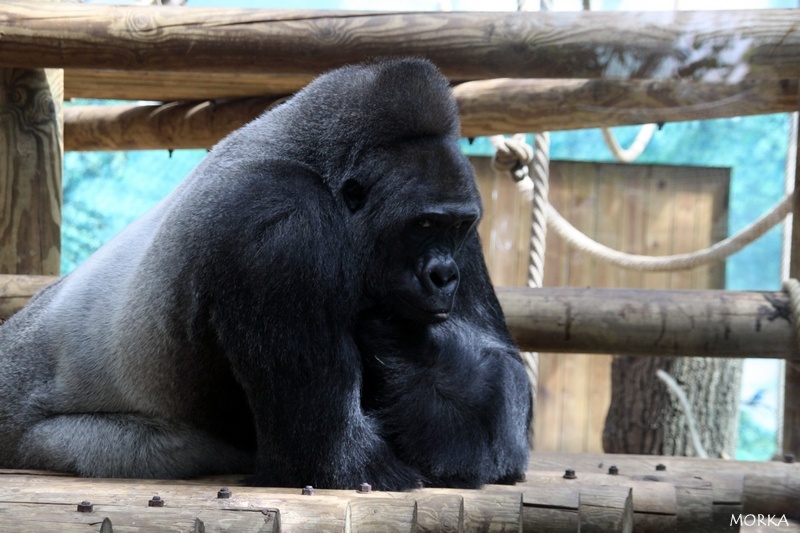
[3,3,800,81]
[0,68,62,276]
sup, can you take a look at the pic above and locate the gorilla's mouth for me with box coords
[395,296,451,324]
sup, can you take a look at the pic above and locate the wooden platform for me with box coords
[1,452,797,532]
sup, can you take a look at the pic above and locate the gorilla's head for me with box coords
[259,58,482,323]
[324,60,482,324]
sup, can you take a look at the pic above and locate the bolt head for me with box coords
[76,501,93,513]
[358,482,372,493]
[608,465,619,475]
[563,468,576,479]
[302,485,314,496]
[148,495,165,507]
[785,453,796,464]
[217,487,232,499]
[655,463,667,471]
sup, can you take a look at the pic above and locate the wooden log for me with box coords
[348,498,417,532]
[0,503,279,533]
[0,275,59,321]
[3,4,800,82]
[784,85,800,469]
[62,79,800,151]
[63,99,281,151]
[64,68,314,101]
[742,472,800,519]
[529,451,800,520]
[512,471,678,532]
[2,277,797,359]
[0,68,62,276]
[499,287,797,359]
[488,483,631,532]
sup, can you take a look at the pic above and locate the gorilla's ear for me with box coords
[342,179,368,212]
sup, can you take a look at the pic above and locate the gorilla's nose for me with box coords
[424,257,459,295]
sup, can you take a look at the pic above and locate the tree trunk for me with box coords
[604,356,742,458]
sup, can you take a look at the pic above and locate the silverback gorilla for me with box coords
[0,58,530,490]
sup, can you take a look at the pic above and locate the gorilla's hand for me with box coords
[355,310,530,488]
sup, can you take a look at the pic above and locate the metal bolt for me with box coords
[608,465,619,475]
[655,463,667,471]
[563,469,576,480]
[358,482,372,493]
[148,495,165,507]
[785,453,796,464]
[217,487,232,499]
[302,485,314,495]
[76,501,93,513]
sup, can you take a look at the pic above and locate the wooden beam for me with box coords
[62,79,800,151]
[64,69,313,101]
[3,276,796,359]
[63,99,282,151]
[0,68,62,276]
[3,4,800,81]
[784,86,800,458]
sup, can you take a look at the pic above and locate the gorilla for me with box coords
[0,58,531,490]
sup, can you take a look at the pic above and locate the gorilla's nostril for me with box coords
[429,263,458,290]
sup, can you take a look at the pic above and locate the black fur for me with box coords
[0,58,530,490]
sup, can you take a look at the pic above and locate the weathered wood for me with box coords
[0,275,58,321]
[64,69,314,101]
[783,85,800,465]
[529,451,800,520]
[0,68,62,276]
[3,4,800,81]
[487,482,632,532]
[0,503,279,533]
[63,99,281,152]
[2,276,797,359]
[578,485,633,533]
[62,79,800,151]
[348,498,417,533]
[499,287,797,359]
[742,472,800,519]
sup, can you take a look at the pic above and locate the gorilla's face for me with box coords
[343,139,482,324]
[392,212,478,323]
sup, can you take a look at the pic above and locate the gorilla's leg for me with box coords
[18,414,253,478]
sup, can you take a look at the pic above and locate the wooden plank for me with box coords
[4,4,800,82]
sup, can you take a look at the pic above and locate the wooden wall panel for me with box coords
[472,158,729,453]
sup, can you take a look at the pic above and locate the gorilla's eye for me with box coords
[342,179,367,212]
[453,222,462,229]
[418,220,432,228]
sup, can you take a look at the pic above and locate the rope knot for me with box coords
[491,135,533,182]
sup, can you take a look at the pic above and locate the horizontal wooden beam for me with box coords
[3,3,800,83]
[63,78,800,150]
[498,286,797,359]
[3,276,796,359]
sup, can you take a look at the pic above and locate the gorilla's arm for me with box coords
[357,235,531,489]
[204,161,422,490]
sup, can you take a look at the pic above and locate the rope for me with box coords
[601,124,658,163]
[547,192,793,271]
[528,132,549,288]
[490,134,533,184]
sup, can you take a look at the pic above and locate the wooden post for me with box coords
[0,65,62,276]
[783,86,800,458]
